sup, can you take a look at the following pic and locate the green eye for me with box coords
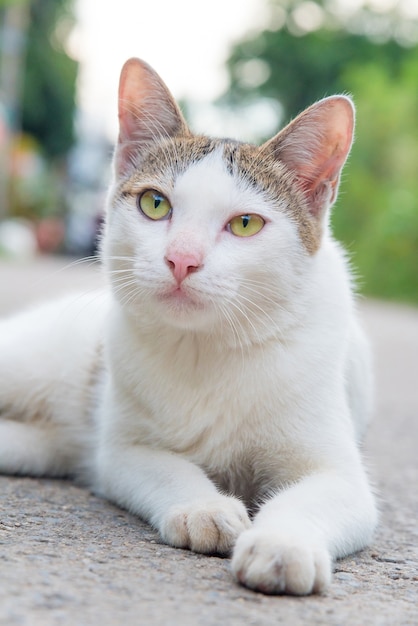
[228,214,265,237]
[138,190,172,220]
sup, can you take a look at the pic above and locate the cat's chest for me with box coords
[107,323,326,503]
[128,344,255,442]
[111,328,269,441]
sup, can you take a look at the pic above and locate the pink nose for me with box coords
[165,252,202,284]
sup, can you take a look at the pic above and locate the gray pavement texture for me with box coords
[0,256,417,626]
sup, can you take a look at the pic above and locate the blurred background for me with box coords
[0,0,417,303]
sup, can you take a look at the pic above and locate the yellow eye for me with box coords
[138,190,172,220]
[228,214,265,237]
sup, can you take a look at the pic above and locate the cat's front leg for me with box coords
[95,440,251,554]
[231,461,377,595]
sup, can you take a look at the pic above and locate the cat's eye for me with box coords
[138,190,172,220]
[228,214,265,237]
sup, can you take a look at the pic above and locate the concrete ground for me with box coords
[0,256,417,626]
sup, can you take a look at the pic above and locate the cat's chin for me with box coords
[156,288,214,330]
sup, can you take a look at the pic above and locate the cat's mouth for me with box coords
[159,285,204,311]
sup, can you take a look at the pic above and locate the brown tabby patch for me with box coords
[117,135,321,254]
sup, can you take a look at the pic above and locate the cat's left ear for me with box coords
[116,58,190,175]
[262,96,354,218]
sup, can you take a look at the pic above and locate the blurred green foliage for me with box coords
[0,0,77,221]
[224,0,418,304]
[339,56,418,303]
[21,0,77,159]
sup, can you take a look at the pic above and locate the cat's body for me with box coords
[0,59,377,595]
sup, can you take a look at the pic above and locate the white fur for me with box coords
[0,150,377,596]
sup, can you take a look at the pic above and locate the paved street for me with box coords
[0,256,417,626]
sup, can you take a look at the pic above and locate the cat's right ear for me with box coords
[116,58,189,175]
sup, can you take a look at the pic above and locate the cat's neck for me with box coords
[108,292,306,355]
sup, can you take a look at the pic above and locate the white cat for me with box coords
[0,58,377,595]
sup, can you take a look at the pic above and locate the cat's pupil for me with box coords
[154,197,162,208]
[242,215,250,228]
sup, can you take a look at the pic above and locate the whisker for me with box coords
[238,279,298,323]
[61,255,101,269]
[107,268,135,275]
[234,291,288,345]
[227,299,264,346]
[208,296,249,371]
[111,281,142,309]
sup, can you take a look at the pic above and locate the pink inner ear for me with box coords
[118,59,166,144]
[118,59,143,144]
[309,109,353,189]
[302,128,352,197]
[116,58,189,175]
[265,96,354,215]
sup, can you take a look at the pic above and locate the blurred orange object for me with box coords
[35,217,65,253]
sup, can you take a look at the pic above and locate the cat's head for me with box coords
[102,58,354,343]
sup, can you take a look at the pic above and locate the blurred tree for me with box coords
[335,53,418,303]
[227,29,407,123]
[0,0,77,226]
[21,0,78,158]
[223,0,418,303]
[225,0,415,122]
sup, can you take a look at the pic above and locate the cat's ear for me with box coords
[116,58,190,175]
[262,96,354,218]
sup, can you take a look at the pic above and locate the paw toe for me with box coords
[232,530,332,596]
[161,497,251,555]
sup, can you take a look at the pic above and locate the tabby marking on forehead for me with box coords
[223,142,322,254]
[120,134,321,254]
[121,136,218,189]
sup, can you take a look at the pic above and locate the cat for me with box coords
[0,58,377,596]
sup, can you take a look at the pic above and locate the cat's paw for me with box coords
[160,496,251,555]
[231,529,332,595]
